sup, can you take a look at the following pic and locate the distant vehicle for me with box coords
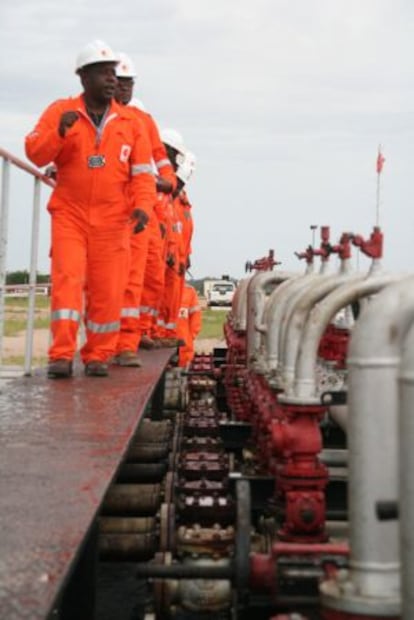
[206,280,236,307]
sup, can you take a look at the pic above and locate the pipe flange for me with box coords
[320,574,400,616]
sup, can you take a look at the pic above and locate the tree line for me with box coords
[6,271,50,285]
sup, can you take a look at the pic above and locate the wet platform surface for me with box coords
[0,349,172,620]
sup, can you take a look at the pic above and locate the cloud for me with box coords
[2,0,414,277]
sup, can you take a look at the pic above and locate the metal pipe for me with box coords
[321,276,414,616]
[135,562,232,579]
[117,463,167,483]
[99,532,156,561]
[99,516,155,533]
[0,148,55,187]
[264,273,320,375]
[127,443,170,462]
[24,177,42,376]
[279,271,362,391]
[0,158,11,365]
[102,484,161,516]
[346,278,414,600]
[398,324,414,620]
[230,277,251,332]
[135,420,172,443]
[320,447,348,467]
[272,541,349,556]
[291,274,400,403]
[0,149,54,373]
[328,405,348,431]
[246,270,296,371]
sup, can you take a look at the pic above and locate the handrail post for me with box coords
[0,158,11,366]
[24,177,42,376]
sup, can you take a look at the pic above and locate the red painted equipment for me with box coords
[245,249,280,272]
[271,403,329,542]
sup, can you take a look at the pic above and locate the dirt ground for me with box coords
[2,329,50,358]
[2,330,224,359]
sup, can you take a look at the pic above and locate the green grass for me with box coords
[4,355,48,366]
[2,296,50,365]
[4,295,50,336]
[5,296,50,309]
[198,308,228,340]
[4,316,50,337]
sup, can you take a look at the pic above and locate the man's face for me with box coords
[115,77,134,105]
[81,62,118,103]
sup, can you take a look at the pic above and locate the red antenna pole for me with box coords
[376,145,385,226]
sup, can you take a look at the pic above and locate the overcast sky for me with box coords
[1,0,414,278]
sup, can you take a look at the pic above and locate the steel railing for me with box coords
[0,147,55,376]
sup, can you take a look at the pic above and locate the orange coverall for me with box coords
[157,195,183,337]
[116,107,175,353]
[140,191,170,338]
[25,95,156,364]
[177,284,202,367]
[175,189,194,307]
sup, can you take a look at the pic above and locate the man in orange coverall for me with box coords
[112,52,176,365]
[157,143,196,345]
[176,283,202,367]
[142,129,188,349]
[174,152,196,308]
[25,40,156,378]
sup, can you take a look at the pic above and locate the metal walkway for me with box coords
[0,349,172,620]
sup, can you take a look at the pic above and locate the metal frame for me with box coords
[0,148,55,375]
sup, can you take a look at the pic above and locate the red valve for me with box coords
[245,249,281,272]
[351,226,383,260]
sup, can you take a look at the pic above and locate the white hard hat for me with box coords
[116,52,137,78]
[161,128,186,154]
[75,39,119,73]
[129,97,147,112]
[176,150,196,184]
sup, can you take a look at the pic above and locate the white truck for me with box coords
[205,279,236,307]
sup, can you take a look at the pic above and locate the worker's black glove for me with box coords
[159,223,167,238]
[178,262,186,276]
[166,253,175,268]
[186,256,191,269]
[156,177,173,194]
[45,164,57,181]
[58,111,79,138]
[131,209,149,234]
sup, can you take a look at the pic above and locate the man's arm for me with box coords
[145,113,177,192]
[25,100,72,167]
[189,289,202,338]
[129,118,157,231]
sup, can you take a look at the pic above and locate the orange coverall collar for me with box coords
[73,94,131,121]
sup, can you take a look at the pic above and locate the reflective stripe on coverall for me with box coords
[25,95,156,363]
[117,106,176,351]
[177,284,202,367]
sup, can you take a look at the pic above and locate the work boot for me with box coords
[84,361,109,377]
[47,359,73,379]
[112,351,142,367]
[139,335,156,350]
